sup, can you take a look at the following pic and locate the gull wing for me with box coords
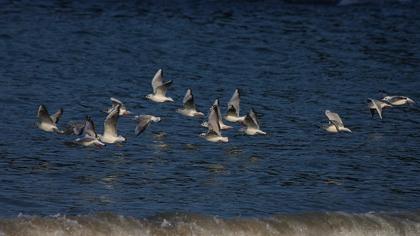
[83,116,97,138]
[104,104,120,137]
[325,110,344,127]
[227,89,240,116]
[155,80,173,96]
[50,108,63,124]
[110,97,123,107]
[135,115,152,136]
[367,98,383,119]
[213,99,223,122]
[207,105,221,136]
[244,109,259,129]
[151,69,163,94]
[63,121,85,135]
[37,105,54,125]
[183,88,195,110]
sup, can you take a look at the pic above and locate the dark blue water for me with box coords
[0,0,420,235]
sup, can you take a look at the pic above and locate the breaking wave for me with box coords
[1,211,420,236]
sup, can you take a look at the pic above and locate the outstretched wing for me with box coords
[207,105,221,136]
[83,116,97,138]
[213,99,223,122]
[135,115,152,136]
[325,110,343,127]
[367,98,383,119]
[37,105,54,125]
[244,109,259,129]
[104,105,120,137]
[151,69,163,94]
[110,97,123,107]
[155,80,173,96]
[183,88,195,110]
[227,89,240,116]
[50,108,63,124]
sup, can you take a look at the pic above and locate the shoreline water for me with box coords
[1,211,420,236]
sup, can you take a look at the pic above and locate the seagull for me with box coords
[63,120,85,135]
[201,99,232,130]
[323,110,351,133]
[134,115,161,136]
[176,88,204,117]
[74,116,105,147]
[200,105,229,142]
[382,96,415,106]
[36,104,63,133]
[98,104,126,144]
[367,98,392,119]
[105,97,131,116]
[146,69,174,103]
[240,108,266,135]
[224,88,246,122]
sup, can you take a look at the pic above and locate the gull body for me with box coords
[146,69,174,103]
[36,105,63,133]
[98,104,126,144]
[240,108,266,135]
[367,98,392,119]
[200,105,229,142]
[177,88,204,117]
[134,115,161,136]
[224,88,245,122]
[323,110,351,133]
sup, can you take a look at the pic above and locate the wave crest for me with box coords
[0,211,420,236]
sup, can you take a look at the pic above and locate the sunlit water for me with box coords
[0,0,419,235]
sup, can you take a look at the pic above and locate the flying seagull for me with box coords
[200,105,229,142]
[98,104,126,144]
[382,96,415,106]
[146,69,174,103]
[224,88,246,122]
[134,115,161,136]
[36,104,63,133]
[74,116,105,147]
[105,97,131,116]
[323,110,351,133]
[177,88,204,117]
[202,99,232,130]
[240,108,266,135]
[63,120,85,136]
[367,98,392,119]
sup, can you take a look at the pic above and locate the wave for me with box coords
[0,211,420,236]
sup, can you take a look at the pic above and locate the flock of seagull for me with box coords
[36,69,267,147]
[36,69,416,147]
